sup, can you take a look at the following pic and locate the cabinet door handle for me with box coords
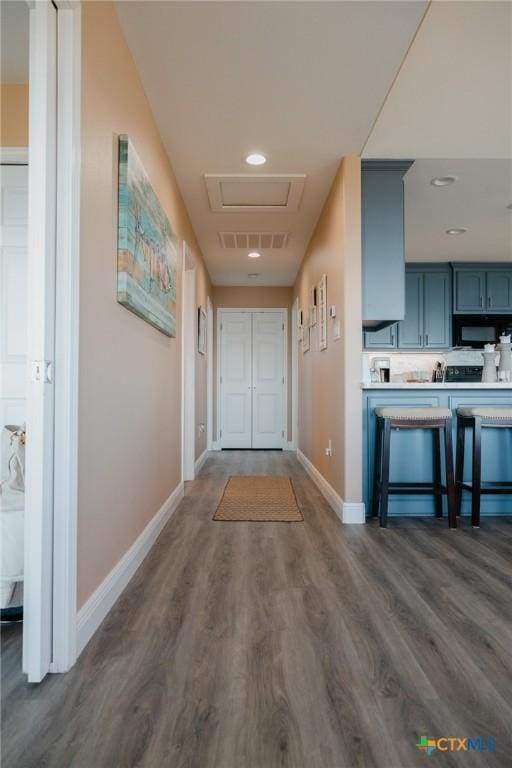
[488,296,493,308]
[425,333,429,346]
[480,295,483,307]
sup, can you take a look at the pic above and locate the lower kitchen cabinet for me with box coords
[363,388,512,517]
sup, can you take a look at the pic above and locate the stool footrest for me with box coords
[458,481,512,495]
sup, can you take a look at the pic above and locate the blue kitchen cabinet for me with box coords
[487,270,512,312]
[397,271,423,348]
[362,160,412,329]
[453,265,512,314]
[363,387,512,518]
[423,270,451,348]
[388,266,452,350]
[364,324,398,349]
[454,269,486,312]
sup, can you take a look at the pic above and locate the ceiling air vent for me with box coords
[218,232,289,250]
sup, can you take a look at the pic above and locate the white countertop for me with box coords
[362,382,512,390]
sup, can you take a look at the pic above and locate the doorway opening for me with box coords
[217,308,287,449]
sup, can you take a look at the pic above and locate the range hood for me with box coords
[361,160,413,330]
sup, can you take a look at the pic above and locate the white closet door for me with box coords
[220,312,252,448]
[252,312,284,449]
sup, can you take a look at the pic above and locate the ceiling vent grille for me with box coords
[218,232,289,250]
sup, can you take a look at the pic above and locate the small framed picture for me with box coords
[302,319,310,353]
[318,274,327,350]
[198,305,207,355]
[310,285,317,326]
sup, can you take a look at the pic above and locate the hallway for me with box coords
[2,450,512,767]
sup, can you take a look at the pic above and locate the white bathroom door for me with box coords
[220,312,253,448]
[252,312,284,449]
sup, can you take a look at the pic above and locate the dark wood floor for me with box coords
[2,450,512,768]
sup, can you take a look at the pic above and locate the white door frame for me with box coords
[216,308,288,449]
[51,0,81,674]
[290,297,299,451]
[206,296,214,451]
[22,0,81,680]
[181,242,196,481]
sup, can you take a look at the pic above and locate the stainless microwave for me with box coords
[453,315,512,349]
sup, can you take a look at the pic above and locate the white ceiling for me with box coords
[116,1,511,286]
[405,159,512,263]
[1,1,29,83]
[116,1,427,286]
[364,1,512,159]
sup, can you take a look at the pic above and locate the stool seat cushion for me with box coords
[375,407,452,420]
[457,406,512,420]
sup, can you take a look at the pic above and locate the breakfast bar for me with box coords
[363,382,512,518]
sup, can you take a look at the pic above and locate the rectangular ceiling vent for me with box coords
[218,232,289,250]
[205,174,306,213]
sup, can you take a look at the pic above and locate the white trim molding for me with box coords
[297,450,365,524]
[284,441,296,451]
[51,0,81,674]
[0,147,29,164]
[194,449,208,475]
[76,481,184,657]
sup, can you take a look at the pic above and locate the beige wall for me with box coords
[293,157,363,502]
[0,84,29,146]
[78,1,211,608]
[212,286,293,441]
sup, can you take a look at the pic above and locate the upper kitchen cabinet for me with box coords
[486,270,512,312]
[396,265,451,350]
[453,265,512,313]
[362,160,413,330]
[364,324,398,349]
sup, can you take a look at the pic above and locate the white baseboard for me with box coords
[194,449,208,474]
[341,501,366,524]
[296,449,365,524]
[76,480,184,657]
[284,441,296,451]
[211,441,222,451]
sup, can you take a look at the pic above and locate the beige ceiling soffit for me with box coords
[204,174,306,213]
[360,1,432,157]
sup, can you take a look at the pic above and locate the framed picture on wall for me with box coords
[318,274,327,350]
[298,308,303,341]
[198,305,207,355]
[310,285,317,326]
[302,317,310,353]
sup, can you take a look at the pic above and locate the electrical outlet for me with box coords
[325,439,332,457]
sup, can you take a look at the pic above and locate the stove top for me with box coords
[444,365,483,383]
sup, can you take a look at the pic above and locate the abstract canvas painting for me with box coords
[117,135,177,336]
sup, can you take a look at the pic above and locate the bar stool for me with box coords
[372,407,457,528]
[455,407,512,527]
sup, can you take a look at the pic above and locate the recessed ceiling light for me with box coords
[248,251,261,259]
[446,228,467,235]
[430,176,457,187]
[245,153,266,166]
[248,273,260,278]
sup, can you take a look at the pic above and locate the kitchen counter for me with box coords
[362,382,512,389]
